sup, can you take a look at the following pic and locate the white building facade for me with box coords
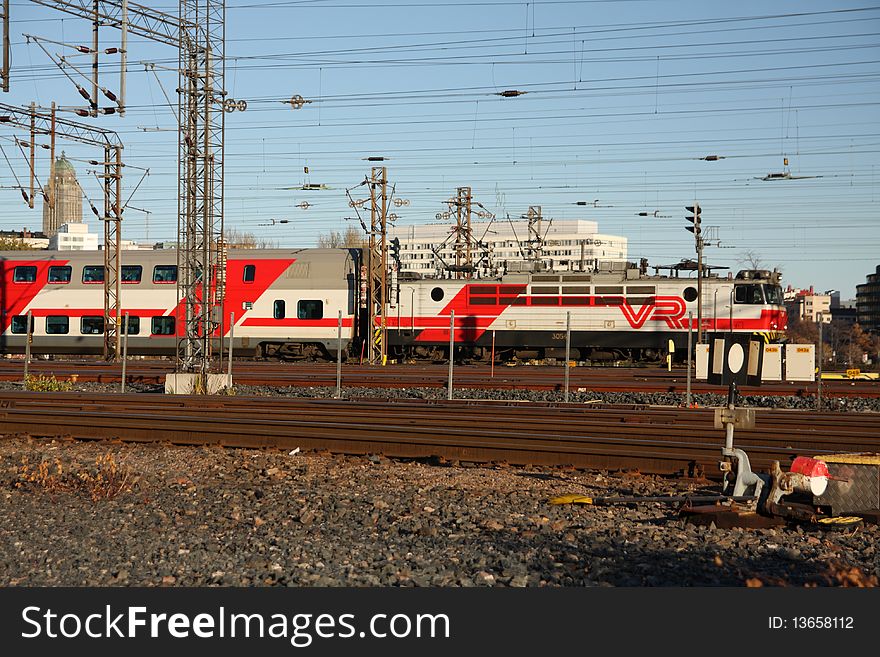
[389,219,627,277]
[48,222,99,251]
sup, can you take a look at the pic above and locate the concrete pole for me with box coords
[120,312,129,393]
[447,310,454,401]
[336,310,343,398]
[564,311,571,403]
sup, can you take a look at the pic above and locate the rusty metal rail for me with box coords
[1,392,877,477]
[2,360,878,397]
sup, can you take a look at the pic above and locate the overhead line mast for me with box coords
[0,101,123,358]
[27,1,227,378]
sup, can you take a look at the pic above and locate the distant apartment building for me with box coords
[856,265,880,333]
[784,285,832,323]
[389,219,627,277]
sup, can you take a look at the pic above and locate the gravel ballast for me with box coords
[1,437,877,587]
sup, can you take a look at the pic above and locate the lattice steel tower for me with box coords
[176,0,226,374]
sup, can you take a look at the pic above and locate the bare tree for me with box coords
[737,250,765,270]
[317,225,366,248]
[223,228,278,249]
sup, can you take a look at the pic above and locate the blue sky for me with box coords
[1,0,878,298]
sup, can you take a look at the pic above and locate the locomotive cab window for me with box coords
[297,300,323,320]
[13,266,37,283]
[763,285,784,305]
[734,284,765,304]
[431,287,444,302]
[151,316,176,335]
[153,265,178,283]
[46,316,69,335]
[82,266,105,283]
[48,266,72,284]
[81,316,104,335]
[274,300,286,320]
[121,265,143,283]
[683,287,698,302]
[243,264,256,283]
[11,315,34,334]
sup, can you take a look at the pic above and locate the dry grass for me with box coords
[24,374,74,392]
[16,451,133,502]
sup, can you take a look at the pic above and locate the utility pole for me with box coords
[526,205,543,263]
[1,0,8,92]
[451,186,473,278]
[686,203,703,343]
[367,166,388,364]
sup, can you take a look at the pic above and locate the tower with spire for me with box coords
[42,151,83,237]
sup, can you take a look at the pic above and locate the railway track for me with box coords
[1,359,878,397]
[1,391,877,477]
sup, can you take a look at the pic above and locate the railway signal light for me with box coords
[685,204,701,235]
[390,237,401,264]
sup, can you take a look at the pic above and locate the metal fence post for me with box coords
[227,312,235,384]
[336,310,343,398]
[23,309,32,385]
[490,329,496,379]
[686,311,693,408]
[448,310,454,401]
[120,312,129,393]
[818,317,823,410]
[564,311,571,403]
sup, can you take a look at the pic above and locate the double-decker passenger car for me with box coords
[0,248,359,358]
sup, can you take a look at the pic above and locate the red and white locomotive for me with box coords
[0,248,786,362]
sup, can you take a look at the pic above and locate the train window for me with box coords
[470,297,497,305]
[763,285,784,305]
[562,274,591,282]
[82,266,105,283]
[683,287,698,302]
[153,265,178,283]
[151,316,176,335]
[627,297,654,306]
[124,316,140,336]
[734,284,764,304]
[431,287,444,302]
[531,286,559,294]
[297,300,323,320]
[532,297,559,306]
[626,286,656,294]
[11,315,34,334]
[532,275,559,282]
[274,300,286,320]
[243,264,256,283]
[595,286,623,294]
[46,316,69,335]
[48,266,72,283]
[121,265,143,283]
[562,286,590,294]
[81,316,105,335]
[13,266,37,283]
